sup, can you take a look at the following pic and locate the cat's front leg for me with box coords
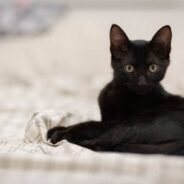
[79,139,105,151]
[47,121,114,145]
[78,123,127,151]
[48,125,90,144]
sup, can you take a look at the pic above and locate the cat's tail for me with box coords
[114,139,184,155]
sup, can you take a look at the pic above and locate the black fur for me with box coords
[48,25,184,155]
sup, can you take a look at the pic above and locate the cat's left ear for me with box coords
[151,25,172,57]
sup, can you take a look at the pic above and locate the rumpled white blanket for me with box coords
[24,110,80,145]
[23,110,96,156]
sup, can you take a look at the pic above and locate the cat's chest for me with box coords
[117,95,151,111]
[99,83,162,120]
[109,89,157,117]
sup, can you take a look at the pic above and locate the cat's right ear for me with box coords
[110,24,129,57]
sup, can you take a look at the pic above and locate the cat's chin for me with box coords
[135,90,152,95]
[129,86,153,95]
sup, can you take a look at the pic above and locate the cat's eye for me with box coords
[125,65,135,73]
[149,64,158,73]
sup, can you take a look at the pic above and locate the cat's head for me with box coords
[110,24,172,95]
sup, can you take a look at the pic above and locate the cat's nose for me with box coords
[138,76,147,86]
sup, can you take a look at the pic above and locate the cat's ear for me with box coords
[110,24,129,57]
[151,25,172,57]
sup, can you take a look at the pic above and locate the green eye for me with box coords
[149,64,158,73]
[125,65,134,73]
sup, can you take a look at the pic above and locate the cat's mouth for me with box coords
[136,89,152,95]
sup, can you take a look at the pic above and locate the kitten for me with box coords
[48,25,184,155]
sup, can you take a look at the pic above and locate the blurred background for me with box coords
[0,0,184,121]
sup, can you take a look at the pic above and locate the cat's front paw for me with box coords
[49,131,65,144]
[47,127,66,142]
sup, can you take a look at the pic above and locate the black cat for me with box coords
[48,25,184,155]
